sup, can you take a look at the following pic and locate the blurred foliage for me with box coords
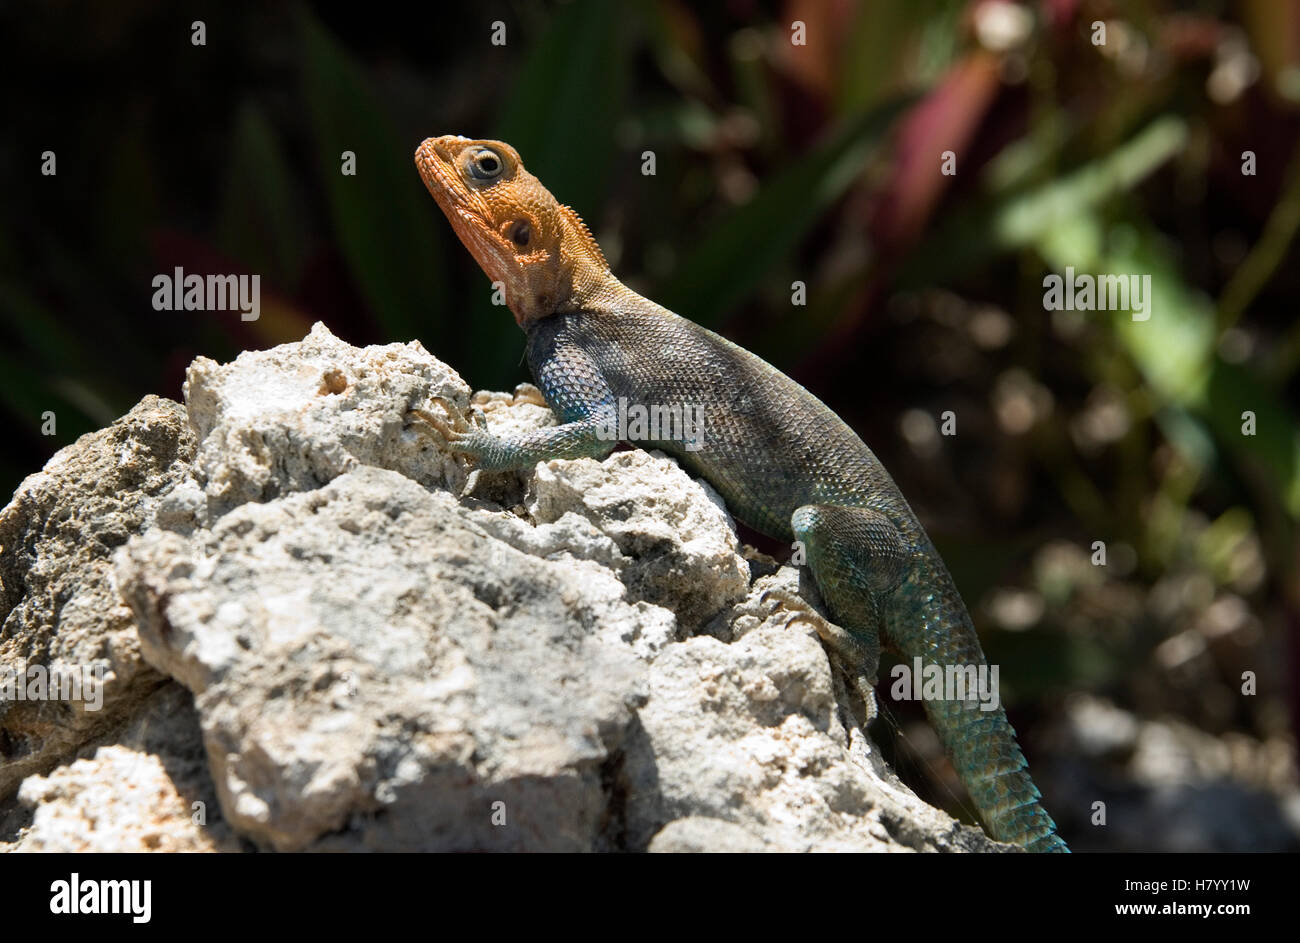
[2,0,1299,849]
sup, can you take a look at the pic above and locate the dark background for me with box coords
[3,0,1298,850]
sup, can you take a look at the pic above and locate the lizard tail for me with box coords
[921,694,1070,852]
[886,558,1069,853]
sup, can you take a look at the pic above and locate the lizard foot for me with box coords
[759,586,879,720]
[409,396,518,470]
[407,396,484,445]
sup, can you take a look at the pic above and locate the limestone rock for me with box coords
[528,451,750,631]
[116,466,651,851]
[184,321,468,515]
[8,684,239,852]
[0,395,194,799]
[1,322,1003,853]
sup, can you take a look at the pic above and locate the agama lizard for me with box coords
[414,134,1068,853]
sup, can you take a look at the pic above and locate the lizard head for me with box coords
[416,135,609,327]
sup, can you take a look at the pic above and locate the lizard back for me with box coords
[527,304,924,543]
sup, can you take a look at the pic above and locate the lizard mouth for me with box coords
[415,137,467,212]
[415,135,514,285]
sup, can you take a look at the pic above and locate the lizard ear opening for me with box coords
[508,220,532,249]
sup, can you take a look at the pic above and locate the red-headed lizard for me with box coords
[413,134,1067,852]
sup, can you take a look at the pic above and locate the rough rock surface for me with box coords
[1,322,1003,852]
[10,684,240,852]
[0,395,193,799]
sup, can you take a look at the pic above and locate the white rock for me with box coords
[1,323,1002,853]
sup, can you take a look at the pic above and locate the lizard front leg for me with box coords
[412,336,620,471]
[410,395,616,470]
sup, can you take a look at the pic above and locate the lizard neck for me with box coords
[512,244,626,327]
[565,268,648,316]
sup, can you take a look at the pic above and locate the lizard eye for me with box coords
[509,221,531,248]
[467,148,503,181]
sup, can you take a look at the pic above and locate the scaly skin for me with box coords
[415,134,1068,852]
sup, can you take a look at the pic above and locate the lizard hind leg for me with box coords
[758,583,880,720]
[789,503,912,689]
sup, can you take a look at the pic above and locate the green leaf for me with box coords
[299,5,446,344]
[900,116,1189,286]
[1077,233,1298,518]
[838,0,961,113]
[494,0,632,217]
[658,95,913,326]
[1051,216,1299,520]
[464,0,635,386]
[902,111,1299,518]
[217,103,308,289]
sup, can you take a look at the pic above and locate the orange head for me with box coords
[415,135,610,327]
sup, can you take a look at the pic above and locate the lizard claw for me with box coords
[759,585,880,691]
[758,586,824,629]
[408,396,474,443]
[408,396,503,468]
